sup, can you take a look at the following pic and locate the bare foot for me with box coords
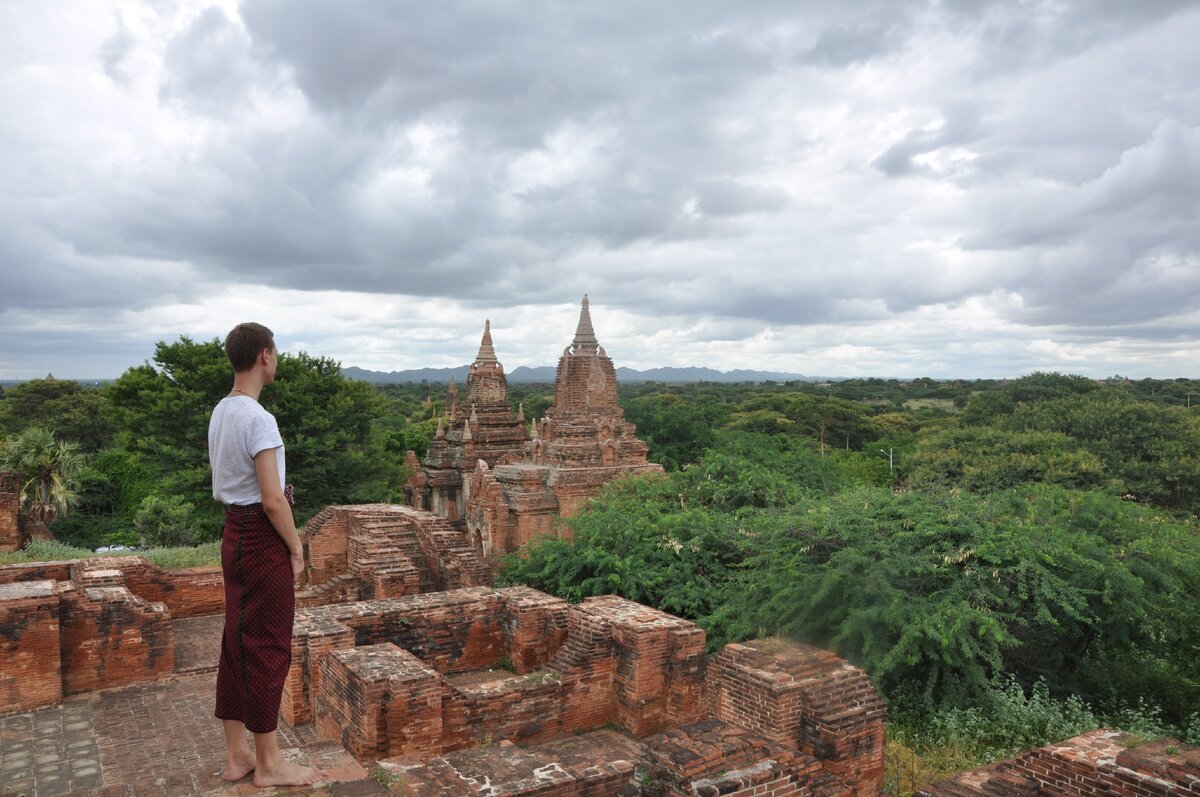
[253,759,323,788]
[222,750,256,782]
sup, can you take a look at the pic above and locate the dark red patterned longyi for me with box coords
[214,504,294,734]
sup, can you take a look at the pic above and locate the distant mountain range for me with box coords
[343,365,817,384]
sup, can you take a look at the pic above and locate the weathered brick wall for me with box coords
[441,668,566,751]
[298,504,490,605]
[285,587,509,725]
[299,588,712,758]
[501,586,569,673]
[0,471,19,552]
[282,612,356,725]
[0,557,220,617]
[302,506,352,585]
[59,579,174,695]
[643,719,852,797]
[0,580,63,712]
[315,644,445,760]
[77,557,223,619]
[708,639,885,797]
[410,510,492,590]
[0,560,74,586]
[919,731,1200,797]
[589,595,708,736]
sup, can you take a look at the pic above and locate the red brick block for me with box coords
[59,584,174,695]
[0,579,62,711]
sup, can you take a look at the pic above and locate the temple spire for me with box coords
[571,295,599,353]
[475,319,498,364]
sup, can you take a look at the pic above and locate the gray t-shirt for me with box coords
[208,396,286,506]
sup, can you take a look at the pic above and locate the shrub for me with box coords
[134,494,204,548]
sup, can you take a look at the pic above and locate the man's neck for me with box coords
[230,375,265,401]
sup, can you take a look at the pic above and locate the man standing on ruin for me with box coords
[208,322,322,788]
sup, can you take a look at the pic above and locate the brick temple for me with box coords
[405,296,663,555]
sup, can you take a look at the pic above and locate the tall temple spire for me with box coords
[475,319,498,364]
[571,295,599,353]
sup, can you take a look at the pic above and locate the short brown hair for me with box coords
[224,322,275,372]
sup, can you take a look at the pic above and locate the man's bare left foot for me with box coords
[253,759,323,788]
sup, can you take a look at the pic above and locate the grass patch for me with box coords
[0,538,96,565]
[884,734,980,797]
[0,538,221,569]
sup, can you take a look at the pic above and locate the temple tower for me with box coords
[406,321,528,519]
[534,296,651,474]
[464,297,662,556]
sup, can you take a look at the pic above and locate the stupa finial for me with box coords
[571,295,599,353]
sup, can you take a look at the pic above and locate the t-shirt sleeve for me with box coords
[245,411,284,459]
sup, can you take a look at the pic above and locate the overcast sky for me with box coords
[2,1,1198,380]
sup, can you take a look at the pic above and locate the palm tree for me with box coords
[1,426,85,524]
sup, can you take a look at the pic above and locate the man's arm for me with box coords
[254,448,304,580]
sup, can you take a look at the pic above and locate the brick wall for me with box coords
[298,504,490,606]
[77,557,223,619]
[708,639,886,797]
[0,470,19,552]
[919,730,1200,797]
[301,588,715,759]
[642,719,852,797]
[0,560,74,586]
[0,580,62,712]
[315,644,444,759]
[59,578,174,695]
[501,586,569,673]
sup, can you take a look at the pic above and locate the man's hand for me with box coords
[290,549,304,581]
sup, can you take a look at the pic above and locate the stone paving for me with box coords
[0,701,103,797]
[0,615,374,797]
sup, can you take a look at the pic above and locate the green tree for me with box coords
[104,336,403,532]
[0,379,113,452]
[719,485,1200,718]
[2,426,86,523]
[1003,391,1200,511]
[499,472,745,623]
[134,494,202,548]
[622,392,729,470]
[906,426,1107,493]
[961,372,1100,425]
[731,393,878,453]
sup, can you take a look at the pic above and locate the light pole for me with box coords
[879,447,893,478]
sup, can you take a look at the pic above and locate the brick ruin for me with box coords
[406,296,664,555]
[279,584,887,797]
[920,730,1200,797]
[0,503,490,715]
